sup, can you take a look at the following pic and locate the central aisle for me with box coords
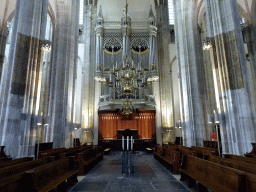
[68,151,192,192]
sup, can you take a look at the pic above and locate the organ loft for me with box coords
[0,0,256,191]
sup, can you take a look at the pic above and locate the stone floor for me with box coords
[68,151,196,192]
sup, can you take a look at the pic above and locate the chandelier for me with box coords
[121,98,134,115]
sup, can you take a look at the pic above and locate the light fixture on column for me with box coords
[207,113,213,124]
[213,110,219,124]
[178,120,182,129]
[202,37,212,50]
[41,40,52,52]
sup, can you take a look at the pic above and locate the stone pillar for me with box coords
[202,0,256,155]
[0,0,48,157]
[155,3,175,144]
[47,0,79,149]
[173,0,207,147]
[95,5,103,77]
[81,1,97,143]
[93,6,103,145]
[0,0,10,81]
[242,26,256,119]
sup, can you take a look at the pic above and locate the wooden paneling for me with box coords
[98,111,156,140]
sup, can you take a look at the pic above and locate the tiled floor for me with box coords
[68,151,195,192]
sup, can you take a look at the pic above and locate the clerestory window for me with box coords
[168,0,174,25]
[79,0,84,24]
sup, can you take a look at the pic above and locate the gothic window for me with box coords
[168,0,174,25]
[79,0,84,25]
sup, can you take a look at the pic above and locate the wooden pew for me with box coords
[104,148,111,155]
[0,156,54,192]
[154,145,181,174]
[0,157,33,169]
[224,154,256,165]
[206,155,256,192]
[245,154,256,159]
[176,145,196,156]
[0,157,12,162]
[0,146,8,158]
[0,171,25,192]
[180,155,246,192]
[24,156,78,192]
[191,146,217,157]
[245,143,256,157]
[0,156,54,180]
[60,147,83,159]
[77,146,103,175]
[39,148,66,159]
[206,155,256,175]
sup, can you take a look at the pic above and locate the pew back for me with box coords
[224,154,256,165]
[25,156,77,192]
[0,157,33,168]
[0,156,54,180]
[182,155,246,192]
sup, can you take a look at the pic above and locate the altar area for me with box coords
[98,110,156,151]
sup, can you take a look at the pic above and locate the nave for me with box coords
[68,151,193,192]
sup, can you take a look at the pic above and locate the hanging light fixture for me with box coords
[121,97,134,115]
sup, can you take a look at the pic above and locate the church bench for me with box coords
[180,155,246,192]
[39,148,66,159]
[60,147,84,159]
[154,145,181,174]
[24,156,78,192]
[77,146,103,175]
[245,154,256,159]
[0,157,34,168]
[224,154,256,165]
[205,155,256,175]
[104,148,111,155]
[0,157,12,162]
[205,155,256,192]
[176,145,196,156]
[203,140,220,149]
[191,146,218,158]
[0,156,54,180]
[0,171,25,192]
[146,147,153,154]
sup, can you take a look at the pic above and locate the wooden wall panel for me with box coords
[99,111,156,140]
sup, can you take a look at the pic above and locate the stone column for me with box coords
[242,26,256,120]
[202,0,256,155]
[0,0,48,157]
[95,5,103,77]
[93,6,103,145]
[155,3,175,144]
[173,0,207,147]
[47,0,79,149]
[0,0,10,81]
[81,1,97,143]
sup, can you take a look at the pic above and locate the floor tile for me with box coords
[68,151,195,192]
